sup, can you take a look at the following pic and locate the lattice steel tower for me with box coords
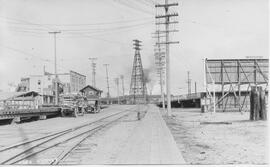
[129,39,147,104]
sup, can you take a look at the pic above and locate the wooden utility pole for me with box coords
[153,29,165,111]
[187,71,191,95]
[103,64,110,98]
[48,31,61,105]
[195,81,197,94]
[156,0,179,116]
[89,57,97,87]
[120,75,125,97]
[115,78,120,104]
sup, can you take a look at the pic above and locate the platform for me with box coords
[115,105,185,164]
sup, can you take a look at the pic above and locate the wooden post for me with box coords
[250,87,256,120]
[250,86,267,121]
[259,87,267,120]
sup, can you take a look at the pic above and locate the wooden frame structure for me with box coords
[204,58,268,112]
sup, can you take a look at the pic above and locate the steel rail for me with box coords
[0,106,136,165]
[8,111,131,165]
[51,112,130,165]
[55,104,148,165]
[0,106,134,153]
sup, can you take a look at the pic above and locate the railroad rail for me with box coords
[0,106,139,165]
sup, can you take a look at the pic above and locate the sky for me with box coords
[0,0,268,97]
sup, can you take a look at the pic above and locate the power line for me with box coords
[60,21,153,32]
[0,44,51,62]
[113,0,155,15]
[4,20,153,34]
[0,16,57,32]
[133,0,154,7]
[28,17,154,26]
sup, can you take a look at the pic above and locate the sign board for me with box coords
[205,59,269,85]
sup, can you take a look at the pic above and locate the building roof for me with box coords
[0,92,23,101]
[79,85,102,93]
[70,70,86,77]
[0,91,40,101]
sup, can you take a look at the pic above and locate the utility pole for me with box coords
[103,64,110,98]
[49,31,61,105]
[120,75,125,97]
[115,78,120,104]
[153,28,166,111]
[89,57,97,87]
[155,0,179,116]
[195,81,197,94]
[187,71,191,95]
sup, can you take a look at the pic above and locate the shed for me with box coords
[0,91,41,110]
[79,85,102,99]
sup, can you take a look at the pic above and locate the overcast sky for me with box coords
[0,0,268,96]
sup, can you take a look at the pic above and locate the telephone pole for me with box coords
[120,75,125,96]
[103,64,110,98]
[195,81,197,94]
[89,57,97,87]
[115,78,120,104]
[187,71,191,95]
[155,0,179,116]
[153,30,165,110]
[48,31,61,105]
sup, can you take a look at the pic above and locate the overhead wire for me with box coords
[112,0,155,15]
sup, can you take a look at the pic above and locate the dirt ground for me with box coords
[163,108,268,165]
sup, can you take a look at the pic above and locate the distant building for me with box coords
[16,70,86,97]
[69,70,86,93]
[16,75,53,95]
[79,85,102,99]
[16,77,30,92]
[59,70,86,94]
[0,91,42,110]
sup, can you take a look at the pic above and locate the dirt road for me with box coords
[163,108,268,165]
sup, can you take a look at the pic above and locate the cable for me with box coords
[112,0,155,15]
[32,17,154,27]
[61,21,153,34]
[0,16,57,32]
[0,44,51,62]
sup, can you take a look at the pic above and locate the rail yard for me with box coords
[0,0,269,165]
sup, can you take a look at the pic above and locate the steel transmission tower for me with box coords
[129,40,147,104]
[89,57,97,87]
[156,0,179,116]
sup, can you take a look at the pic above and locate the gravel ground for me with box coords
[60,111,140,164]
[0,105,133,148]
[163,108,268,165]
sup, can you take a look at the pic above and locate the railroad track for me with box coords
[0,106,138,165]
